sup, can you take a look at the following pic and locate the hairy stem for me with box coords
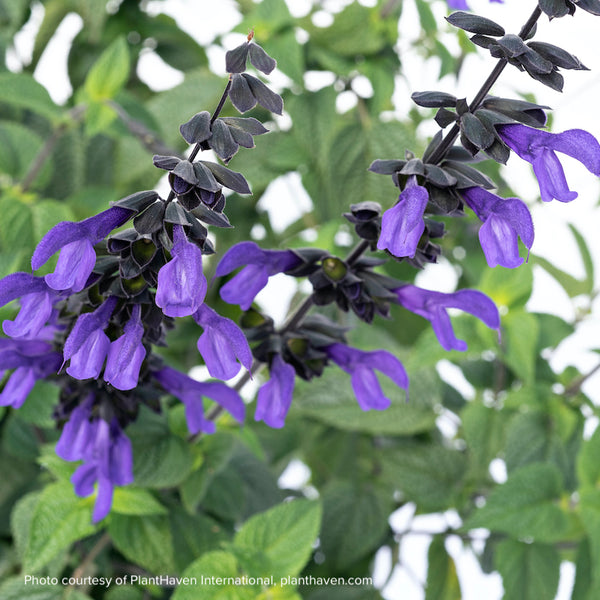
[426,5,542,165]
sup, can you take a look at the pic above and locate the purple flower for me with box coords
[447,0,470,8]
[56,397,133,523]
[0,273,56,339]
[153,366,245,434]
[104,304,146,391]
[155,225,207,317]
[377,176,429,259]
[497,124,600,203]
[461,187,534,268]
[447,0,503,9]
[0,338,62,408]
[193,304,253,380]
[215,241,302,310]
[63,297,118,379]
[255,354,295,428]
[31,206,133,292]
[394,285,500,351]
[325,344,408,411]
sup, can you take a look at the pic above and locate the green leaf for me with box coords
[234,499,322,579]
[170,508,228,573]
[84,36,130,100]
[146,68,224,148]
[416,0,437,34]
[109,514,176,574]
[180,432,237,513]
[495,540,560,600]
[237,0,294,37]
[479,263,534,309]
[572,538,593,600]
[0,121,45,180]
[461,402,504,479]
[0,73,61,121]
[425,536,462,600]
[531,255,589,298]
[2,414,39,461]
[37,445,77,481]
[111,487,167,516]
[577,426,600,488]
[293,368,435,435]
[306,588,382,600]
[128,410,193,488]
[319,482,388,570]
[504,410,572,480]
[16,380,58,428]
[0,577,62,600]
[380,443,467,511]
[105,587,145,600]
[569,223,594,295]
[10,492,40,560]
[24,482,97,572]
[144,13,208,72]
[262,30,304,83]
[578,488,600,593]
[172,551,259,600]
[84,101,118,137]
[463,463,568,542]
[307,3,395,56]
[502,309,539,383]
[33,200,76,243]
[535,313,574,350]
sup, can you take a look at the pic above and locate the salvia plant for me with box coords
[1,1,600,599]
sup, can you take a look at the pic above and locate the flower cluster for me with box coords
[1,5,599,528]
[0,41,284,521]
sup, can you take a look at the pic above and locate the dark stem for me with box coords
[189,76,232,162]
[426,5,542,165]
[166,76,233,202]
[564,361,600,397]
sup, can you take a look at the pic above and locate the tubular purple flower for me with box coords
[394,285,500,351]
[155,225,207,317]
[31,206,133,292]
[193,304,253,380]
[153,366,245,434]
[377,176,429,259]
[255,354,295,428]
[215,241,302,310]
[325,344,408,411]
[56,398,134,523]
[461,187,534,268]
[104,304,146,391]
[0,338,62,408]
[63,297,118,380]
[0,273,56,339]
[497,124,600,203]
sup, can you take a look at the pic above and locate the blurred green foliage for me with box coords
[1,1,599,599]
